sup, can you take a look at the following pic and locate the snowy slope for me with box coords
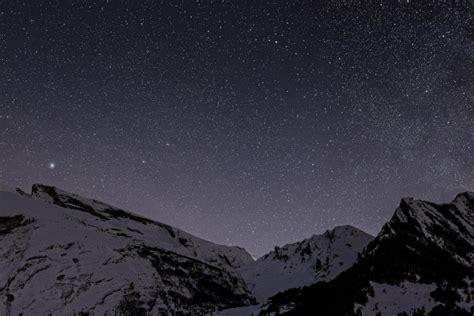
[0,185,255,315]
[30,184,254,270]
[262,192,474,315]
[239,225,373,302]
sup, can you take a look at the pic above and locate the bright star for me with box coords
[49,162,56,169]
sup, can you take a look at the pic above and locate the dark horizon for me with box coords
[1,1,473,257]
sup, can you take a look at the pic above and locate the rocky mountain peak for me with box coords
[261,192,474,315]
[239,224,373,302]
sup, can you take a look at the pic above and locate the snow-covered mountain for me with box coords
[239,225,373,302]
[3,184,471,315]
[262,192,474,315]
[0,184,255,315]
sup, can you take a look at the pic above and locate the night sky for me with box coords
[1,1,472,257]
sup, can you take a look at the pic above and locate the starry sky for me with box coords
[1,1,473,257]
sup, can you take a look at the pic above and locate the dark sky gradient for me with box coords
[1,1,473,256]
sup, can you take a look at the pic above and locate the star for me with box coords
[49,162,56,170]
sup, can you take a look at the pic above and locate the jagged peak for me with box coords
[264,225,372,260]
[392,197,416,223]
[393,192,473,224]
[374,192,473,267]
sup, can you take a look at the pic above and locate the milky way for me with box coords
[1,1,473,256]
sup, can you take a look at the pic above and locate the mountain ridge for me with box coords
[0,185,256,315]
[239,225,373,302]
[2,184,472,315]
[27,184,255,269]
[262,192,474,315]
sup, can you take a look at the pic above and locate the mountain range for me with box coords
[261,193,473,315]
[0,184,472,315]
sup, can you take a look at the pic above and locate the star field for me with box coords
[1,1,473,256]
